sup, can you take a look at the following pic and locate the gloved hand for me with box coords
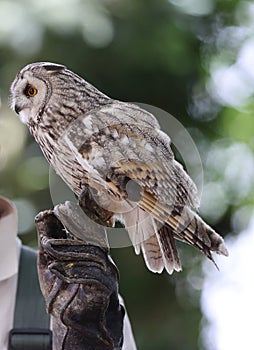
[36,203,124,350]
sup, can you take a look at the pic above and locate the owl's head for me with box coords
[11,61,110,136]
[10,62,68,126]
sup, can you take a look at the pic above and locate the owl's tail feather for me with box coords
[120,208,164,273]
[121,208,182,274]
[120,197,228,274]
[140,234,164,273]
[168,207,229,264]
[140,221,182,274]
[137,192,228,272]
[155,224,182,274]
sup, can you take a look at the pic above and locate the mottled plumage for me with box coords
[10,62,228,274]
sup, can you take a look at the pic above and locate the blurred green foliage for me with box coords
[0,0,254,349]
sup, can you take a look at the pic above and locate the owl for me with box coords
[10,62,228,274]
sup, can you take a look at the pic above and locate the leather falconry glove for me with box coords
[36,187,124,350]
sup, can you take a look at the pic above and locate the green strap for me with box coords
[9,245,52,350]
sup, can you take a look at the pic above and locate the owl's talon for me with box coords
[53,201,109,250]
[79,185,114,226]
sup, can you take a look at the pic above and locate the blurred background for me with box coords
[1,0,254,349]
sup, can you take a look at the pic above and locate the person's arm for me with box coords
[0,197,20,350]
[36,207,137,349]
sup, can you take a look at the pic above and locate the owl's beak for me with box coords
[14,104,22,114]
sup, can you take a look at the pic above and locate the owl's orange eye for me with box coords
[24,84,38,97]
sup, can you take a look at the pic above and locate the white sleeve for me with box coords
[119,295,137,350]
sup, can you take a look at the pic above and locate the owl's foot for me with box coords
[53,200,109,251]
[79,184,114,226]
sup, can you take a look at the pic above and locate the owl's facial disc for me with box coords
[10,71,48,126]
[18,109,31,124]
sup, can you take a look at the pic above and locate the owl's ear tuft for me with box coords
[43,63,66,72]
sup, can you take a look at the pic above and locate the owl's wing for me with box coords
[66,101,200,208]
[65,102,228,274]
